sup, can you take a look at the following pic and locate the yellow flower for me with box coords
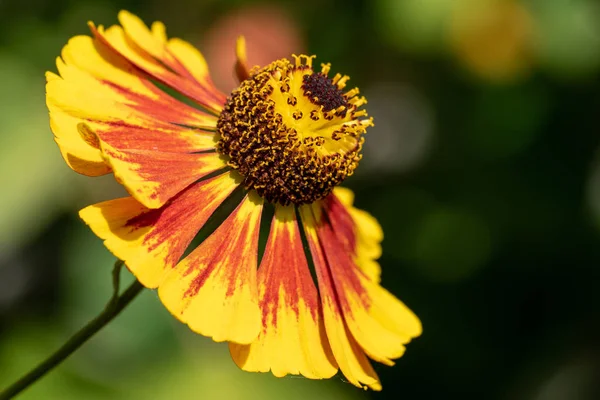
[46,10,421,390]
[449,0,533,82]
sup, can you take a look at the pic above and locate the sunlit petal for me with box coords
[300,205,382,391]
[230,205,337,379]
[79,171,239,288]
[89,11,226,113]
[158,193,263,344]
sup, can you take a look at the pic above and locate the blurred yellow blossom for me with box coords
[449,0,534,82]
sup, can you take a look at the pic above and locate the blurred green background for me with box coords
[1,0,600,398]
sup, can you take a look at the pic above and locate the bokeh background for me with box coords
[1,0,600,398]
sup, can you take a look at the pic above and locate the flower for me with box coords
[448,0,534,82]
[46,10,422,390]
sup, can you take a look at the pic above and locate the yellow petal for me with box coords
[300,205,382,390]
[98,141,225,209]
[48,27,223,200]
[79,171,239,288]
[337,275,421,366]
[234,36,250,83]
[46,92,110,176]
[167,38,213,90]
[311,202,422,367]
[49,58,155,128]
[118,10,167,60]
[230,205,337,379]
[330,187,383,282]
[59,34,215,128]
[93,13,226,113]
[158,193,263,344]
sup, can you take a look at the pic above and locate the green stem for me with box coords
[0,261,144,400]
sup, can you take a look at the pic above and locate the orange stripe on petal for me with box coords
[49,57,217,143]
[167,38,218,95]
[47,13,223,177]
[59,34,216,128]
[47,59,219,183]
[230,205,337,379]
[328,188,383,282]
[300,205,382,391]
[79,171,239,288]
[46,59,215,151]
[322,192,356,253]
[158,193,263,344]
[91,12,226,113]
[309,202,422,372]
[92,120,216,153]
[99,141,225,209]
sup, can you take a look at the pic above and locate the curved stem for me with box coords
[0,261,144,400]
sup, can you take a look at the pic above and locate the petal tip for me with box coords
[235,35,250,83]
[117,9,134,21]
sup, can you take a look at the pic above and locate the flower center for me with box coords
[216,55,373,205]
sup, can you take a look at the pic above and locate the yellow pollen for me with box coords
[216,55,373,205]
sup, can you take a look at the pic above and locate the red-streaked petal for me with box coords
[81,110,222,209]
[60,34,217,128]
[90,11,226,113]
[50,58,217,148]
[99,142,225,210]
[46,29,219,177]
[47,57,220,190]
[328,187,384,282]
[299,205,382,391]
[322,191,356,252]
[79,171,239,288]
[230,205,337,379]
[158,193,263,344]
[90,120,216,153]
[304,200,422,382]
[50,62,223,209]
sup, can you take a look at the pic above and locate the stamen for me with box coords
[349,96,367,107]
[336,75,350,89]
[345,88,359,98]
